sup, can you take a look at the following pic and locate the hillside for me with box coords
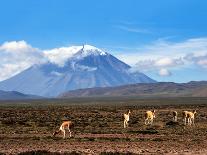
[0,90,43,100]
[59,81,207,98]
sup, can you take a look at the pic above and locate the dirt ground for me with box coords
[0,98,207,154]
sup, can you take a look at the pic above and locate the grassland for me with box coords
[0,97,207,154]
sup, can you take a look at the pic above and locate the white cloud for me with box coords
[158,68,171,76]
[43,46,82,67]
[154,57,183,67]
[130,57,183,76]
[155,58,173,67]
[0,64,22,81]
[0,41,46,81]
[117,37,207,77]
[43,44,105,67]
[116,37,207,66]
[184,53,207,68]
[1,38,207,81]
[0,41,100,81]
[0,41,31,52]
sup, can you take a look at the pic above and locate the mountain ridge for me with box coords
[0,45,155,97]
[58,81,207,98]
[0,90,43,100]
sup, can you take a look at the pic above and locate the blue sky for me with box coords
[0,0,207,82]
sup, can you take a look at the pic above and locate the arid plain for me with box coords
[0,97,207,155]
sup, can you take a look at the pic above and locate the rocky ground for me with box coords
[0,98,207,154]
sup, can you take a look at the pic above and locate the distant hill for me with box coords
[192,87,207,97]
[0,90,43,100]
[59,81,207,98]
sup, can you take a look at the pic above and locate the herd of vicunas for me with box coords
[53,110,197,139]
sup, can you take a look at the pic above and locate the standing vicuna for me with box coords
[187,110,197,125]
[53,121,74,139]
[172,111,178,122]
[182,111,188,125]
[145,110,156,125]
[123,110,131,128]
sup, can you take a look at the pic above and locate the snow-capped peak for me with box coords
[78,44,107,57]
[82,44,106,54]
[44,44,107,67]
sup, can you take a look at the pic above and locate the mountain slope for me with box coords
[192,87,207,97]
[59,81,207,98]
[0,45,155,97]
[0,90,42,100]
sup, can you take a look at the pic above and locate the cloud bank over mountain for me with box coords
[116,37,207,78]
[0,41,104,81]
[0,38,207,82]
[0,41,45,81]
[0,44,155,97]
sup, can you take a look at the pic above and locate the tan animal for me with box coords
[172,111,178,122]
[187,110,196,125]
[182,111,188,125]
[145,110,156,125]
[53,121,74,139]
[123,110,131,128]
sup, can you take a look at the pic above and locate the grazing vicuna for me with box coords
[145,110,156,125]
[182,111,188,125]
[172,111,178,122]
[187,110,196,125]
[123,110,131,128]
[53,121,74,139]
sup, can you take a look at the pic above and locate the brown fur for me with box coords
[186,110,196,125]
[53,121,74,138]
[145,110,156,125]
